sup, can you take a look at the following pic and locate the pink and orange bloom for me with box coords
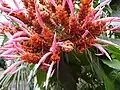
[0,0,120,88]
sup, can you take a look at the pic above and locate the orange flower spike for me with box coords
[55,5,68,26]
[78,0,92,22]
[42,27,54,42]
[50,53,60,63]
[29,33,44,48]
[68,16,80,34]
[81,0,92,5]
[10,12,26,23]
[21,53,41,64]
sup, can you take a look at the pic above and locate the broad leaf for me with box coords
[102,59,120,70]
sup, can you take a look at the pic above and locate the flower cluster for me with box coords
[0,0,120,88]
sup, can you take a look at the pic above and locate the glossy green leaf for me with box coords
[102,59,120,70]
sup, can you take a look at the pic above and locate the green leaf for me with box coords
[102,59,120,70]
[105,45,120,61]
[36,69,47,87]
[111,70,120,82]
[103,75,115,90]
[105,45,120,53]
[86,49,115,90]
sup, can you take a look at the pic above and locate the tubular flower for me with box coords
[0,0,120,87]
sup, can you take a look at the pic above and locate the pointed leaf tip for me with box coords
[93,44,112,61]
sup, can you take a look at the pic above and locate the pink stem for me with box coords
[5,37,29,44]
[4,31,12,39]
[42,63,50,66]
[110,26,120,32]
[48,0,57,7]
[96,38,119,47]
[62,0,66,7]
[35,3,44,28]
[95,0,110,11]
[56,42,64,46]
[0,22,12,27]
[12,31,26,38]
[4,44,13,48]
[8,9,25,15]
[13,37,29,42]
[13,0,20,9]
[94,7,103,20]
[66,0,74,16]
[50,32,57,53]
[51,69,55,77]
[0,55,20,58]
[0,47,11,50]
[95,17,120,23]
[89,0,110,19]
[1,48,15,55]
[45,61,54,89]
[20,26,32,36]
[33,52,52,74]
[14,43,25,53]
[5,15,27,29]
[4,57,17,60]
[81,30,89,38]
[3,61,23,75]
[10,66,23,74]
[0,7,11,12]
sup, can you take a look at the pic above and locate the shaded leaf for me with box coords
[36,69,47,87]
[103,75,115,90]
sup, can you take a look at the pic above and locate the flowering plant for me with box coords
[0,0,120,90]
